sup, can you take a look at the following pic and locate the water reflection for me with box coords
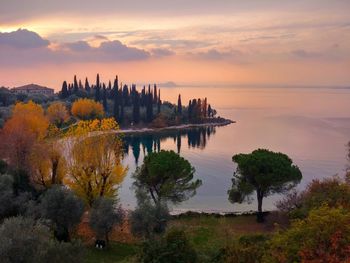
[122,126,216,164]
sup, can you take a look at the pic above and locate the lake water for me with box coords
[119,86,350,213]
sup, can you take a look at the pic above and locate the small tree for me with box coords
[133,150,202,205]
[71,98,104,120]
[40,186,84,241]
[130,187,170,238]
[89,197,124,245]
[47,102,69,127]
[228,149,302,222]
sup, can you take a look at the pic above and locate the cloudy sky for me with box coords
[0,0,349,89]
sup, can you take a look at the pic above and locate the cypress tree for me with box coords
[122,85,129,106]
[78,79,83,90]
[188,100,192,121]
[73,75,79,94]
[113,76,119,122]
[133,91,140,124]
[95,74,101,101]
[120,88,124,124]
[203,97,207,117]
[157,89,161,114]
[61,81,68,99]
[153,84,157,103]
[102,84,108,111]
[208,104,212,118]
[177,94,182,115]
[85,77,90,93]
[146,91,153,122]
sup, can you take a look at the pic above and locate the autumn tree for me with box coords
[133,150,202,205]
[71,98,104,120]
[0,101,49,170]
[47,102,69,127]
[29,141,66,189]
[228,149,302,222]
[64,119,127,206]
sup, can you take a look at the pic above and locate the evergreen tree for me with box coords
[133,91,141,124]
[146,92,153,123]
[197,99,202,119]
[102,84,108,111]
[203,97,207,118]
[208,104,212,118]
[120,89,124,124]
[177,94,182,115]
[95,74,101,101]
[73,75,79,94]
[191,99,197,121]
[113,76,119,122]
[85,77,90,93]
[153,84,158,103]
[157,89,161,114]
[188,100,192,121]
[122,85,129,106]
[61,81,69,99]
[141,86,146,107]
[78,79,83,90]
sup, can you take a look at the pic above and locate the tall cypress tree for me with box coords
[120,88,124,125]
[157,89,161,114]
[208,104,212,118]
[188,100,192,121]
[177,94,182,115]
[133,91,140,124]
[95,74,101,101]
[85,77,90,93]
[61,81,68,99]
[73,75,79,94]
[203,97,207,117]
[113,76,119,122]
[153,84,157,103]
[102,84,108,111]
[146,91,153,122]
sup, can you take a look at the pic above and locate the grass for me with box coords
[84,214,272,262]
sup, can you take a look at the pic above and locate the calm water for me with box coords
[119,87,350,213]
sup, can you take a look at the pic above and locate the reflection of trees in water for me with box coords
[123,126,216,164]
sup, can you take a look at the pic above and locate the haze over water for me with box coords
[120,86,350,213]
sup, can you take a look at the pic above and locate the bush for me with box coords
[212,234,269,263]
[264,205,350,263]
[0,216,85,263]
[138,229,197,263]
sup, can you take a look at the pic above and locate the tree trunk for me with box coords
[257,190,264,223]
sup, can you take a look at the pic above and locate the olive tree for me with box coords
[0,216,85,263]
[130,187,170,239]
[40,185,84,241]
[89,197,124,245]
[228,149,302,222]
[133,150,202,205]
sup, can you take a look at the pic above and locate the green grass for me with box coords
[86,242,138,263]
[84,214,271,262]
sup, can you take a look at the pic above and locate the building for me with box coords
[11,84,55,96]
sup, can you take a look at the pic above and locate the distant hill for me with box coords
[158,81,177,87]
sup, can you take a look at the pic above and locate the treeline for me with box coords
[59,74,216,126]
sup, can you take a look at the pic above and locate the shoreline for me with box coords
[115,118,235,135]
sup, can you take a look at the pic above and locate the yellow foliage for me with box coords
[29,141,67,189]
[66,118,119,137]
[47,102,69,126]
[71,98,104,120]
[64,134,127,206]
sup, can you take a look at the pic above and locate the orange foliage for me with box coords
[71,98,104,120]
[0,101,49,170]
[47,102,69,127]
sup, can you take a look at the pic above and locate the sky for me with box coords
[0,0,349,90]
